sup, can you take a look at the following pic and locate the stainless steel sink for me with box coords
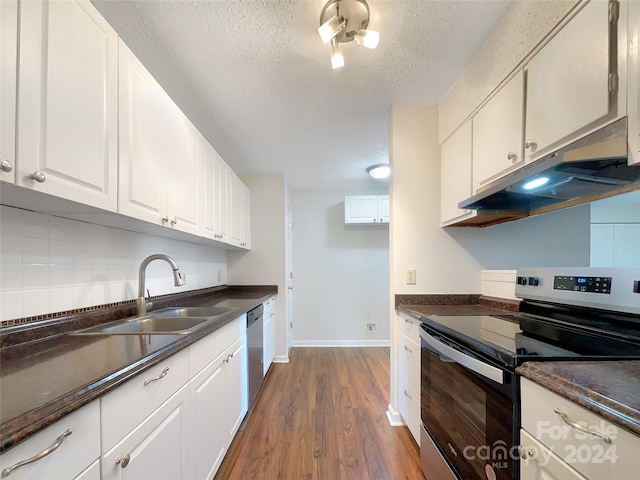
[72,306,238,335]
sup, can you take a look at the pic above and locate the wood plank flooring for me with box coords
[215,347,423,480]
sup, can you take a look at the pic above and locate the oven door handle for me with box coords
[421,330,504,384]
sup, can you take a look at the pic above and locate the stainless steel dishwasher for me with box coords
[246,304,264,409]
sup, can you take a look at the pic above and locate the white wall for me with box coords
[291,187,389,346]
[0,205,227,321]
[227,173,290,361]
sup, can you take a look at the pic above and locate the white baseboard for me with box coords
[292,339,391,347]
[272,355,289,363]
[386,403,405,426]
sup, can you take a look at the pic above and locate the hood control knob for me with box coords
[528,277,539,286]
[517,276,527,285]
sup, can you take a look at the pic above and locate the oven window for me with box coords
[421,346,514,480]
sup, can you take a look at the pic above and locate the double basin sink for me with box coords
[73,306,238,335]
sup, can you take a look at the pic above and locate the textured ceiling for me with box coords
[92,0,513,188]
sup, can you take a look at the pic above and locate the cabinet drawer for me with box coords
[189,315,245,376]
[520,429,587,480]
[0,400,100,480]
[398,312,420,344]
[263,296,276,314]
[521,378,640,479]
[101,348,189,452]
[398,376,420,446]
[398,333,420,391]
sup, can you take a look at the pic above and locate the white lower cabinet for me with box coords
[263,296,276,376]
[520,377,640,480]
[0,401,100,480]
[74,460,100,480]
[397,312,421,445]
[102,385,190,480]
[188,315,248,480]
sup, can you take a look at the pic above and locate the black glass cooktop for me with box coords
[420,308,640,370]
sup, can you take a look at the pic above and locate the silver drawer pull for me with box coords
[144,367,170,386]
[518,446,535,460]
[403,318,412,324]
[403,389,412,399]
[116,454,131,468]
[403,345,413,353]
[1,429,72,478]
[553,407,612,444]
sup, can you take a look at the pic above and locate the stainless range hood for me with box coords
[459,118,640,214]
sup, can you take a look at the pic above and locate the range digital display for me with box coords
[553,275,612,294]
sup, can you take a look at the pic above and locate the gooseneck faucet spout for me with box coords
[136,254,186,316]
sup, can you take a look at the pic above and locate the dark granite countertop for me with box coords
[0,286,276,453]
[396,293,519,321]
[517,361,640,437]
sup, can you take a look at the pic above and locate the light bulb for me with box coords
[330,39,344,69]
[318,15,345,44]
[522,177,550,191]
[354,29,380,49]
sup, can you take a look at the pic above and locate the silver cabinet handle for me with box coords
[553,408,612,444]
[143,367,170,386]
[116,454,131,468]
[29,171,46,183]
[403,389,412,399]
[403,345,413,353]
[161,217,169,226]
[507,152,518,162]
[403,317,413,324]
[1,429,72,478]
[0,159,13,173]
[170,217,177,227]
[525,140,537,151]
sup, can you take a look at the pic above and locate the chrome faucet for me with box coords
[136,254,186,316]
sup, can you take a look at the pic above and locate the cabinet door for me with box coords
[263,310,276,376]
[228,171,244,247]
[440,121,475,225]
[189,351,228,480]
[344,195,378,223]
[0,401,100,480]
[226,336,248,441]
[377,195,390,223]
[525,0,612,159]
[102,386,190,480]
[0,0,17,184]
[118,40,170,224]
[473,70,525,189]
[520,429,587,480]
[74,460,100,480]
[241,182,251,249]
[166,115,201,236]
[213,156,229,242]
[202,141,218,239]
[17,0,118,210]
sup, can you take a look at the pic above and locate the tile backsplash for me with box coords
[0,205,227,322]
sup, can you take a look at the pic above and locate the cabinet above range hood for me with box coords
[459,118,640,218]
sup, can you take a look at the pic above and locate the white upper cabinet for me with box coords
[118,40,201,236]
[473,70,525,189]
[525,0,613,161]
[441,121,475,226]
[344,195,389,224]
[225,170,250,249]
[16,0,118,210]
[629,0,640,166]
[0,0,17,184]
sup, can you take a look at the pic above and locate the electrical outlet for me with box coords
[366,322,376,333]
[406,268,416,285]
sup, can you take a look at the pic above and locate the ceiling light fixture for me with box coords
[367,164,391,180]
[318,0,379,70]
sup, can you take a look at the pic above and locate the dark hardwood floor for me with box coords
[215,347,423,480]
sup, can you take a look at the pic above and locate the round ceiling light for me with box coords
[367,164,391,180]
